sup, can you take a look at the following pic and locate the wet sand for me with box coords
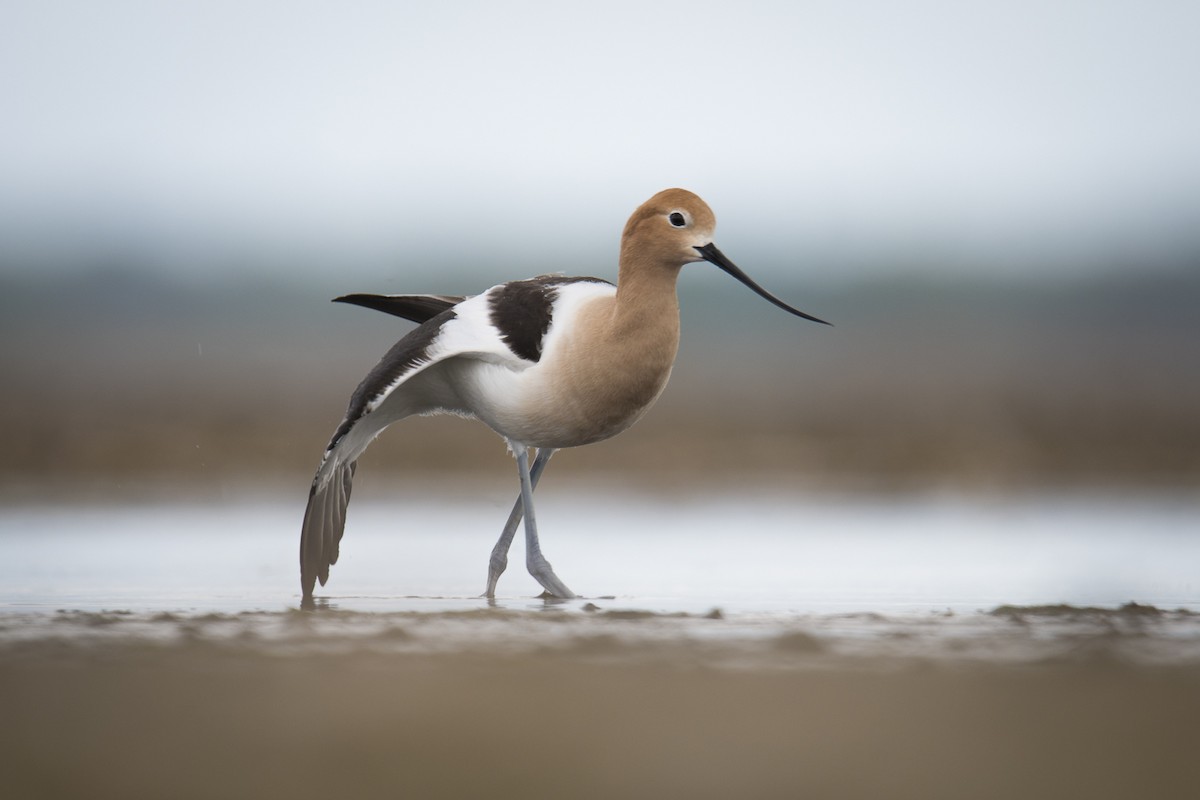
[3,605,1198,799]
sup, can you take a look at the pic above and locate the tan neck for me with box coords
[613,249,682,336]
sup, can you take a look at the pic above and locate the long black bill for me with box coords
[694,243,831,326]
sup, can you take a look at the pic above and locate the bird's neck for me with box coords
[613,255,683,341]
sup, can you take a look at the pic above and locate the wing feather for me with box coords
[333,293,467,324]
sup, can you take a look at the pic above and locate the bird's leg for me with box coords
[510,442,575,599]
[484,447,555,597]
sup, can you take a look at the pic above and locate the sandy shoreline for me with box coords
[3,605,1199,799]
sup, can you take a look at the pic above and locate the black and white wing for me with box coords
[300,289,537,602]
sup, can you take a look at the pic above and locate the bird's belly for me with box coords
[449,357,670,449]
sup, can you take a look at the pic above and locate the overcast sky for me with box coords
[2,1,1198,284]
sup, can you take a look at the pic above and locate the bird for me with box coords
[299,188,829,607]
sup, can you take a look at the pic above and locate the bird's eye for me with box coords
[668,212,686,227]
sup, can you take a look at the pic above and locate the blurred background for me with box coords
[2,0,1198,503]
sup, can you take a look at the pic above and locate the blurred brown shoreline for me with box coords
[3,269,1199,500]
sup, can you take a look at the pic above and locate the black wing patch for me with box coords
[488,276,611,363]
[323,308,457,454]
[333,293,466,324]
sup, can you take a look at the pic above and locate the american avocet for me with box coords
[300,188,829,606]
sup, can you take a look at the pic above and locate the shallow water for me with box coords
[2,490,1197,617]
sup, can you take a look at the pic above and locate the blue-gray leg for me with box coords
[484,446,557,597]
[515,444,575,598]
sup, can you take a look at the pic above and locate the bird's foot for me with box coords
[483,556,507,598]
[528,557,575,599]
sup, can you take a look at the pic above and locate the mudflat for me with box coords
[2,607,1198,800]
